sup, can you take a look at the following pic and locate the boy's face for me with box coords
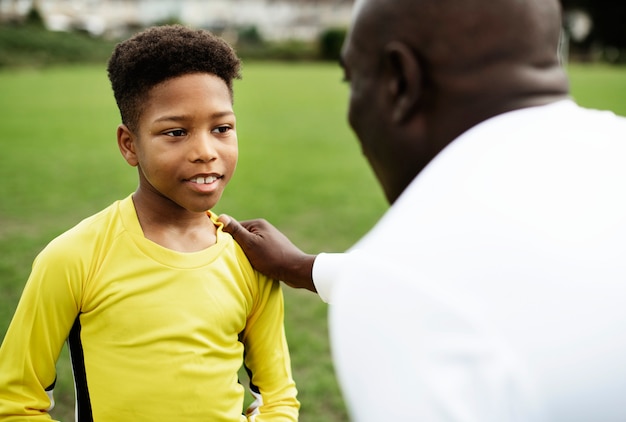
[118,73,238,213]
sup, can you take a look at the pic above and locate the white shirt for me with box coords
[313,100,626,421]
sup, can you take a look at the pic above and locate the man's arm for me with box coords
[218,215,318,293]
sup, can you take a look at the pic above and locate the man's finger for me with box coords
[217,214,246,241]
[217,213,232,228]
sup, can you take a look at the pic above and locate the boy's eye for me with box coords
[212,126,232,134]
[164,129,186,137]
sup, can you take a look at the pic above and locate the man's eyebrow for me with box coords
[338,56,350,82]
[338,56,346,69]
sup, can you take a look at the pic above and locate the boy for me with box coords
[0,25,299,421]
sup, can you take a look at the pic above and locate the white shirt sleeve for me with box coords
[311,252,349,304]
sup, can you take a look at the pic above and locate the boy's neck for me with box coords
[131,191,218,253]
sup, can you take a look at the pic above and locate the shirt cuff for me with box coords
[312,252,349,304]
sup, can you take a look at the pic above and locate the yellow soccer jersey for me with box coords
[0,195,299,421]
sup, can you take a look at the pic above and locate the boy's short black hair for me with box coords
[107,25,242,131]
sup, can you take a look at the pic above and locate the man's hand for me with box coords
[218,215,318,293]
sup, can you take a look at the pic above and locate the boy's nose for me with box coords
[190,132,217,163]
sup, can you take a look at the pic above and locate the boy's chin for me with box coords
[189,196,223,213]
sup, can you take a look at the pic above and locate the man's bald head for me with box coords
[351,0,563,80]
[341,0,569,203]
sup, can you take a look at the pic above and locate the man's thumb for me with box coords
[217,213,232,227]
[217,214,245,241]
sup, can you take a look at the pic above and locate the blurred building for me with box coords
[0,0,354,41]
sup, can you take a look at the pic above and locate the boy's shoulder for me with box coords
[39,196,131,261]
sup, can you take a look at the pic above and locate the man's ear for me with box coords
[382,41,422,124]
[117,124,139,167]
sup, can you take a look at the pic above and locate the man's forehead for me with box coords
[352,0,367,16]
[341,0,379,70]
[350,0,377,26]
[346,0,374,44]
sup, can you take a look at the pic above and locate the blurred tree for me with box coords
[239,25,264,46]
[318,27,346,61]
[24,6,44,27]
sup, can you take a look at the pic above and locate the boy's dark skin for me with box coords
[118,73,238,253]
[218,0,569,290]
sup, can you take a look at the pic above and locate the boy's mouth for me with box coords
[188,176,219,184]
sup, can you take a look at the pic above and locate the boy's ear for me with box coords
[382,41,422,124]
[117,124,139,167]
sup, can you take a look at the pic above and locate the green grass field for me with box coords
[1,62,625,421]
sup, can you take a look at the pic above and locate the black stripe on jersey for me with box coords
[243,362,260,395]
[45,377,56,391]
[238,332,261,395]
[68,316,93,422]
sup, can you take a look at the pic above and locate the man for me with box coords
[219,0,626,420]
